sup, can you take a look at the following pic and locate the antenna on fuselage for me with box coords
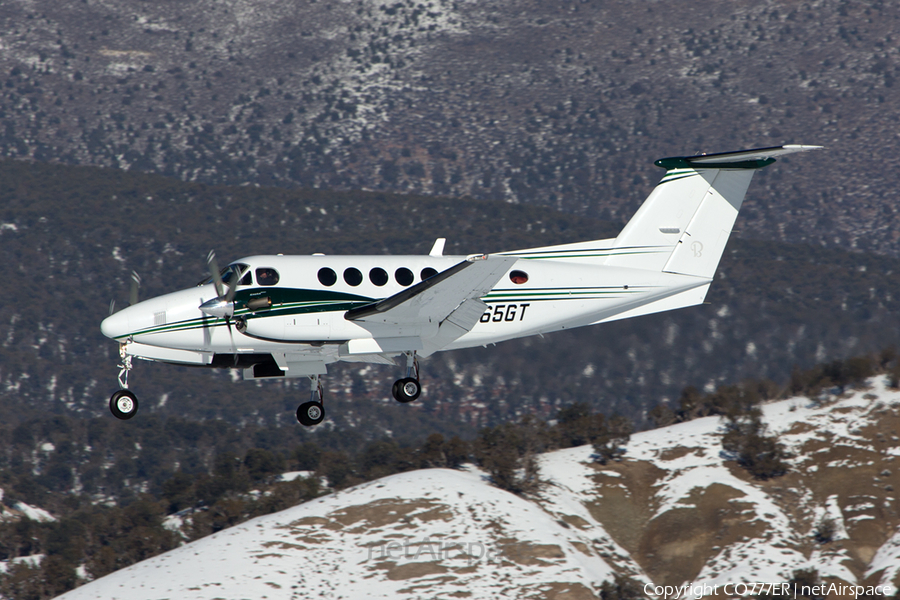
[429,238,446,257]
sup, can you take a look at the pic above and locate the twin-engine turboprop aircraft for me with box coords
[100,145,820,426]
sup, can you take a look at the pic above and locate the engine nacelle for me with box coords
[236,313,329,342]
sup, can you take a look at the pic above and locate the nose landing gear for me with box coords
[392,351,421,403]
[110,389,139,420]
[109,344,140,420]
[296,374,325,427]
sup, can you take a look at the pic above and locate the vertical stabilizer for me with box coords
[606,145,821,277]
[659,167,753,279]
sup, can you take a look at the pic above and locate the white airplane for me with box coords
[100,145,820,426]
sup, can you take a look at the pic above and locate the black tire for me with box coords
[296,401,325,426]
[109,390,139,420]
[391,378,421,403]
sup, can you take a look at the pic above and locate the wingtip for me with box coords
[784,144,825,151]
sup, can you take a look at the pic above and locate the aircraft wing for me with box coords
[345,255,517,350]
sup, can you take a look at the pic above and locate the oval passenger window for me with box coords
[317,267,337,287]
[256,268,280,286]
[344,267,363,286]
[509,270,529,285]
[421,267,438,281]
[369,267,389,286]
[395,267,414,286]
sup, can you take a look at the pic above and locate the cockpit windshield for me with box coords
[196,263,252,287]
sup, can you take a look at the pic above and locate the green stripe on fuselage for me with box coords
[118,288,375,339]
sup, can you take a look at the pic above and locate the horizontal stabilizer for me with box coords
[655,144,823,169]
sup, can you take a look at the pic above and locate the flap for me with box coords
[420,298,489,357]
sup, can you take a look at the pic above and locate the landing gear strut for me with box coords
[109,344,139,420]
[297,374,325,426]
[392,351,421,403]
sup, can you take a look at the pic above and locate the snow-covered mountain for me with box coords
[56,380,900,599]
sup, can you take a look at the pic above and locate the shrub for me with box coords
[592,414,634,465]
[721,409,791,480]
[599,574,646,600]
[813,515,835,544]
[648,403,676,428]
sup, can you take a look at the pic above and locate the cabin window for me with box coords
[369,267,389,286]
[256,268,280,286]
[395,267,414,286]
[343,267,363,286]
[421,267,438,280]
[317,267,337,287]
[509,270,529,285]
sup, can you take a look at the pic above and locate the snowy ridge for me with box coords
[56,380,900,599]
[57,468,615,599]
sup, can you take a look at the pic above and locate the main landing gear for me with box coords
[392,351,421,403]
[294,352,421,427]
[296,374,325,427]
[109,345,139,420]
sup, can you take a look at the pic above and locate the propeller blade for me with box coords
[108,299,116,315]
[207,250,224,298]
[225,265,244,303]
[226,318,239,366]
[129,271,141,306]
[201,315,212,347]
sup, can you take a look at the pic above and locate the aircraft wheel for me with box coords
[109,390,139,420]
[297,401,325,426]
[392,378,421,403]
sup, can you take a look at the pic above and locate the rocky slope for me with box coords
[1,1,899,253]
[51,378,900,599]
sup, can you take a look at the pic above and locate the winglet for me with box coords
[429,238,446,257]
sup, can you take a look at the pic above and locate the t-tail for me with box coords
[605,145,822,278]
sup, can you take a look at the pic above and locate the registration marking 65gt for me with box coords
[480,303,530,323]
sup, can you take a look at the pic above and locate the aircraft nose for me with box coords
[100,310,130,340]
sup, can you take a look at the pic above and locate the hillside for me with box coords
[0,0,899,254]
[3,158,900,438]
[50,378,900,600]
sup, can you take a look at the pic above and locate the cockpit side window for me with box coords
[256,267,280,286]
[197,263,252,287]
[224,263,252,286]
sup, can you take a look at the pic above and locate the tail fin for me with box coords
[606,145,821,277]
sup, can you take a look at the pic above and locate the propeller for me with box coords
[200,251,236,318]
[199,250,242,365]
